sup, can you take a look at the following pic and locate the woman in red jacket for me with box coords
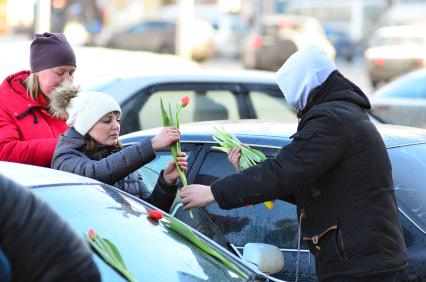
[0,32,76,167]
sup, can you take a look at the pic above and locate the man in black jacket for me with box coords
[180,45,407,281]
[0,174,100,282]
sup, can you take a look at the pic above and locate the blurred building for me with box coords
[0,0,7,34]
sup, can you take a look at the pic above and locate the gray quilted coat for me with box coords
[51,128,177,212]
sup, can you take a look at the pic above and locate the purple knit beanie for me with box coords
[30,32,76,72]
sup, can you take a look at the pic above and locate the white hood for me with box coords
[275,45,336,112]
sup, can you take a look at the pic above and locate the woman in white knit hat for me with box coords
[50,82,187,212]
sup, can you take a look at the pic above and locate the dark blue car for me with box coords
[122,120,426,282]
[0,161,279,282]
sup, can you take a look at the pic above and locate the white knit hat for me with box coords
[66,91,121,136]
[50,82,121,136]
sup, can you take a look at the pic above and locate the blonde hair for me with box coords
[24,73,41,100]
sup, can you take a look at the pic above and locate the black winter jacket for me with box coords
[211,71,408,280]
[52,128,177,212]
[0,174,100,282]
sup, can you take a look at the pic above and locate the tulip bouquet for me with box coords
[85,229,136,282]
[160,96,189,187]
[211,127,274,209]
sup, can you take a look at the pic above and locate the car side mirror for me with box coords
[242,243,284,275]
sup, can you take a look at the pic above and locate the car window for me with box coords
[139,90,239,129]
[139,152,175,192]
[130,21,170,33]
[195,149,305,250]
[249,91,298,123]
[378,73,426,99]
[137,143,200,192]
[388,143,426,233]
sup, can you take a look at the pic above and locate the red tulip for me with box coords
[88,228,96,239]
[148,209,163,221]
[180,96,190,107]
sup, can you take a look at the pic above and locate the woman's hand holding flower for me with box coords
[151,126,180,151]
[163,152,188,185]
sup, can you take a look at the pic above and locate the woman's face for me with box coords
[37,65,76,97]
[89,112,121,146]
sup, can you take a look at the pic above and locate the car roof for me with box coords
[121,120,426,149]
[90,69,277,104]
[0,161,100,187]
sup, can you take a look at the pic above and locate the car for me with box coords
[0,161,285,282]
[86,70,299,135]
[156,4,249,58]
[364,25,426,88]
[242,14,335,71]
[377,2,426,27]
[286,0,386,61]
[370,68,426,128]
[96,18,214,62]
[210,14,249,58]
[324,27,356,62]
[121,120,426,282]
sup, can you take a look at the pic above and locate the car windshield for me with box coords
[32,185,253,281]
[388,143,426,233]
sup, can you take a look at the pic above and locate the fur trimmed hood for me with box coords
[50,81,80,120]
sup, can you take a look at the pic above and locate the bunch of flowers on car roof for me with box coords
[212,127,274,209]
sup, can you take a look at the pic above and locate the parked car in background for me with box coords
[0,161,283,282]
[86,70,298,134]
[324,27,356,62]
[378,2,426,27]
[121,120,426,282]
[210,14,249,58]
[242,14,335,71]
[364,25,426,87]
[286,0,386,61]
[370,68,426,128]
[96,18,214,61]
[156,3,249,58]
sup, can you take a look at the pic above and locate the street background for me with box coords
[0,0,413,96]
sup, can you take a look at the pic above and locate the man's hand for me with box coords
[163,152,188,186]
[180,184,215,209]
[151,127,180,151]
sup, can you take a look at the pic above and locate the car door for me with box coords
[137,141,318,281]
[191,144,317,282]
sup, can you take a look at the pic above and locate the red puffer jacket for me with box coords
[0,71,68,167]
